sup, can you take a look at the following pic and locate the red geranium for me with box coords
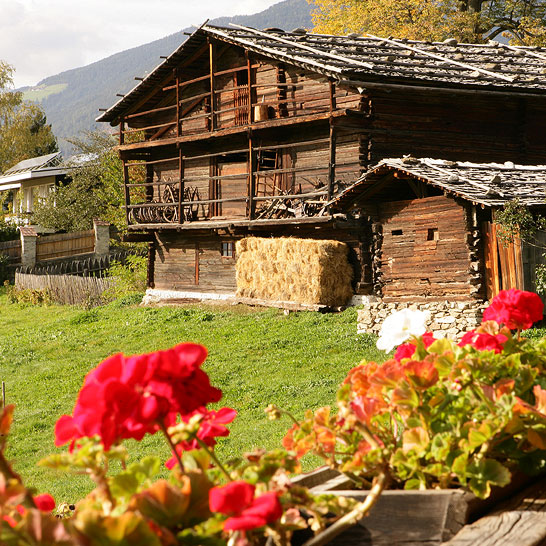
[165,407,237,469]
[55,343,222,450]
[458,330,508,354]
[209,481,282,531]
[394,332,435,361]
[483,289,544,330]
[33,494,56,512]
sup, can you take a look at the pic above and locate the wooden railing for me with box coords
[122,137,360,225]
[118,53,359,147]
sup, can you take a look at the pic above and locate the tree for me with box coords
[0,61,57,173]
[32,131,133,233]
[308,0,546,45]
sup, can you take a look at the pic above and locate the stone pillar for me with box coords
[93,219,110,257]
[20,227,38,268]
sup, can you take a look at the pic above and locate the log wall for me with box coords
[368,90,546,164]
[377,195,473,301]
[153,232,237,292]
[152,224,370,295]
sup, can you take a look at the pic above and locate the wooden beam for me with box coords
[175,70,180,138]
[122,160,130,226]
[329,80,336,113]
[122,42,209,119]
[249,133,256,219]
[246,53,253,125]
[209,39,216,132]
[178,149,184,223]
[119,118,125,145]
[328,120,336,202]
[195,243,199,285]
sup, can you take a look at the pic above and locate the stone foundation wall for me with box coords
[357,300,487,340]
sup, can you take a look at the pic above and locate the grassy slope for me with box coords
[0,293,383,504]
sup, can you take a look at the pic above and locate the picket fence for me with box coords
[15,273,117,306]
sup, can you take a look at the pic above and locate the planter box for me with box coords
[292,467,530,546]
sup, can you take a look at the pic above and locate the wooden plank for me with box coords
[209,39,216,132]
[483,221,500,299]
[445,512,546,546]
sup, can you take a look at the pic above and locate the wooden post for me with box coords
[175,70,180,138]
[178,149,184,224]
[329,80,336,113]
[328,121,336,202]
[209,40,216,131]
[119,117,125,145]
[247,53,253,124]
[195,243,199,285]
[147,242,155,288]
[122,159,131,225]
[248,133,256,219]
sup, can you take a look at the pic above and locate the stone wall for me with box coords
[357,300,487,339]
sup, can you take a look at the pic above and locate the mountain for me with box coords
[22,0,313,156]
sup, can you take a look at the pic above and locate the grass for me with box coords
[0,291,384,505]
[22,83,68,102]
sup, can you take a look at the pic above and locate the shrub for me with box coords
[104,255,147,301]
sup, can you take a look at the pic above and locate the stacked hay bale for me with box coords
[236,237,353,306]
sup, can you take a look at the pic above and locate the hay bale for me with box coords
[235,237,353,307]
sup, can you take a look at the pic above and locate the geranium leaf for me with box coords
[402,427,429,454]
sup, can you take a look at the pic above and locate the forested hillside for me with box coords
[22,0,312,155]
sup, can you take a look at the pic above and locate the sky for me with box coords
[0,0,278,88]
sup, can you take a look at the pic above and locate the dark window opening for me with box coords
[391,229,403,236]
[427,228,439,241]
[221,242,235,258]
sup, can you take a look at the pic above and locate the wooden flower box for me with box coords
[292,467,531,545]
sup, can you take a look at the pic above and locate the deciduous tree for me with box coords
[308,0,546,45]
[0,61,57,173]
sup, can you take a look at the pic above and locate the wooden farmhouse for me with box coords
[97,24,546,327]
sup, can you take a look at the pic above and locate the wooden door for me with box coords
[483,221,523,299]
[217,162,248,218]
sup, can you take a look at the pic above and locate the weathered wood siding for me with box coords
[378,196,472,300]
[152,224,369,295]
[35,230,95,262]
[153,233,237,292]
[368,90,546,164]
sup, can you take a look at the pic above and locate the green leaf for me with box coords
[467,459,511,499]
[402,427,430,454]
[452,453,468,484]
[468,428,489,450]
[427,339,454,356]
[404,478,424,490]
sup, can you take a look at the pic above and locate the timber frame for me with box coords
[98,24,546,301]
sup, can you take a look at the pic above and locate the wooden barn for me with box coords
[97,23,546,321]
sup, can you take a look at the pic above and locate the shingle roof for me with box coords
[334,157,546,208]
[97,24,546,125]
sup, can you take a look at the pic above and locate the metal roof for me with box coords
[334,157,546,208]
[4,152,62,176]
[98,24,546,126]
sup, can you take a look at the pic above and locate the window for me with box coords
[427,228,439,241]
[221,242,235,258]
[391,229,403,236]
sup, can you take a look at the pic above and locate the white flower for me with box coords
[376,309,429,353]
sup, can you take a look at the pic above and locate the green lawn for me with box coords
[0,292,384,505]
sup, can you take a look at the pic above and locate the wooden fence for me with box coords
[35,230,95,262]
[15,273,116,306]
[0,229,96,266]
[0,239,22,264]
[18,250,132,278]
